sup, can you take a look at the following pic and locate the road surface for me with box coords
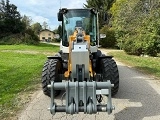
[17,48,160,120]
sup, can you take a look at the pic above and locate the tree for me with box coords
[84,0,115,27]
[57,25,62,38]
[53,25,62,42]
[0,0,40,45]
[110,0,160,56]
[42,21,48,29]
[100,25,116,48]
[31,22,42,35]
[53,28,58,33]
[0,0,25,36]
[22,15,32,29]
[84,0,114,11]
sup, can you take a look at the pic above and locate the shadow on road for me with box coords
[114,65,160,120]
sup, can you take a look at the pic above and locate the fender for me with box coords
[47,56,63,61]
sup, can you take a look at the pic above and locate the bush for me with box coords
[100,26,117,48]
[0,29,39,45]
[122,33,160,57]
[54,38,61,42]
[143,35,160,57]
[0,34,24,45]
[23,28,39,45]
[111,0,160,57]
[123,36,143,56]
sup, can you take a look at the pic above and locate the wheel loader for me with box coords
[41,8,119,115]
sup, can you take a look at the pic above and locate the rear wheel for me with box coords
[41,59,62,97]
[100,58,119,96]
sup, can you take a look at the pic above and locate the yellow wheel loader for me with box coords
[41,8,119,115]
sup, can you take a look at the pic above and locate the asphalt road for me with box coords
[17,48,160,120]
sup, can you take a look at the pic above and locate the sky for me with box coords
[9,0,86,30]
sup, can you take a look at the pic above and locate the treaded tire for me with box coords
[101,58,119,96]
[41,59,62,97]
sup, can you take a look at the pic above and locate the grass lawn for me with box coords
[0,43,59,119]
[107,50,160,79]
[0,43,59,52]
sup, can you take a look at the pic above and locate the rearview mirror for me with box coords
[100,34,106,39]
[57,11,63,21]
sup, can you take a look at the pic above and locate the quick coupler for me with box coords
[48,81,114,115]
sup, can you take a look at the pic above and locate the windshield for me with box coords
[62,9,97,46]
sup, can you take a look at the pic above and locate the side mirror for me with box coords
[54,34,60,39]
[100,34,106,39]
[57,11,63,21]
[57,8,68,21]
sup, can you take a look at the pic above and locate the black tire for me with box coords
[101,58,119,96]
[41,59,62,97]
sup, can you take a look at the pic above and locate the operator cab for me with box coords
[58,8,98,47]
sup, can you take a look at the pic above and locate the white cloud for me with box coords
[27,0,46,5]
[62,0,86,8]
[32,16,49,24]
[9,0,86,30]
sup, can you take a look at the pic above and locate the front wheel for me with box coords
[41,59,62,97]
[100,58,119,96]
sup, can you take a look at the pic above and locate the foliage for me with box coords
[84,0,117,48]
[31,22,42,35]
[21,15,32,29]
[57,25,62,38]
[84,0,115,27]
[111,0,160,56]
[0,0,25,37]
[0,0,41,45]
[53,25,62,42]
[100,25,117,48]
[23,28,39,45]
[0,32,39,45]
[0,27,39,45]
[42,21,48,29]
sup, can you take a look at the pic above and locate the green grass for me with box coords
[0,43,59,52]
[107,50,160,79]
[0,43,59,119]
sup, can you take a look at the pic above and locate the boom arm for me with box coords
[64,28,93,79]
